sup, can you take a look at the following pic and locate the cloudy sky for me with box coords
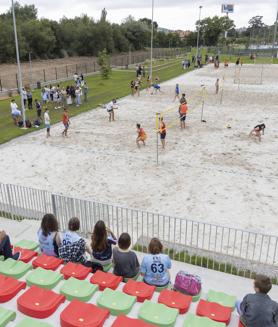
[0,0,277,30]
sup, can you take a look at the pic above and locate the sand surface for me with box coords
[0,64,278,234]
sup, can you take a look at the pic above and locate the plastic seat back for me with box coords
[60,262,91,280]
[90,270,122,291]
[158,289,192,314]
[32,254,63,270]
[112,315,157,327]
[0,274,26,303]
[196,299,232,324]
[122,279,155,302]
[17,285,65,318]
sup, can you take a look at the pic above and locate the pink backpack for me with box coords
[174,271,201,296]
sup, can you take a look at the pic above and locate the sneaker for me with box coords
[12,252,21,261]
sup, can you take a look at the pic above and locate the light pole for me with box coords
[195,5,203,67]
[150,0,154,79]
[272,0,278,58]
[12,0,26,128]
[29,52,32,86]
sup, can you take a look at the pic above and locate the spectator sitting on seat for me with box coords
[237,274,278,327]
[37,214,61,257]
[58,217,92,267]
[90,220,117,266]
[113,233,139,279]
[140,238,171,287]
[0,230,20,260]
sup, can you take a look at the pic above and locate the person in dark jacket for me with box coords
[238,274,278,327]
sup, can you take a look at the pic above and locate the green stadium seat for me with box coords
[60,277,98,302]
[207,289,237,309]
[138,300,179,327]
[183,313,226,327]
[14,240,39,251]
[97,288,136,316]
[155,283,172,293]
[15,317,53,327]
[0,306,16,327]
[0,257,4,262]
[26,267,63,289]
[192,290,202,302]
[0,258,32,279]
[103,262,113,272]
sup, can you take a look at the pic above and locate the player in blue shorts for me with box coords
[173,83,180,102]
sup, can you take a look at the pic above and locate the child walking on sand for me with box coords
[62,108,70,137]
[173,83,180,101]
[136,124,147,148]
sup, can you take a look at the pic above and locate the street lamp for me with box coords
[195,5,203,67]
[12,0,26,128]
[150,0,154,79]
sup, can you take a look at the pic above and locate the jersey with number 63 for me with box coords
[140,253,171,286]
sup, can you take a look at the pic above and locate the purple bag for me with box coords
[174,271,201,296]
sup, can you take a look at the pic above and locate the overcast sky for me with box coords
[0,0,277,30]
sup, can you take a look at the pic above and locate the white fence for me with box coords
[0,182,277,281]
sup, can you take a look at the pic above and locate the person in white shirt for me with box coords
[44,108,51,137]
[10,99,21,125]
[22,88,27,108]
[106,99,117,122]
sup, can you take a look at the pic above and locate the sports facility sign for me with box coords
[221,4,234,13]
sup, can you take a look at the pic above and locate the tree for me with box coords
[97,49,111,79]
[197,16,235,46]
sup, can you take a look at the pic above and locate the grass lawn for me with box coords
[0,57,192,145]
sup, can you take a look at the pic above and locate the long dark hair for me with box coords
[41,214,59,236]
[91,220,108,251]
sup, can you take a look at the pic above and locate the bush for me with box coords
[97,49,111,79]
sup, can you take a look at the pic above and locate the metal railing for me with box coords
[0,48,184,92]
[0,182,277,281]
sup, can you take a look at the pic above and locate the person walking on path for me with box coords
[44,108,51,138]
[62,108,70,137]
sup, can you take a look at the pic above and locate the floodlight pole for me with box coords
[12,0,26,127]
[150,0,154,79]
[195,5,203,66]
[272,2,278,59]
[29,52,33,86]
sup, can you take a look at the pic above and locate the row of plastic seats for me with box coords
[0,273,237,327]
[0,286,236,327]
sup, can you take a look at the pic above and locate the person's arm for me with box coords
[0,230,6,243]
[273,303,278,324]
[240,295,248,315]
[140,257,147,277]
[106,227,116,241]
[54,232,62,247]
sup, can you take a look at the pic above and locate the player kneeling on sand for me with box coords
[106,99,117,122]
[249,123,265,142]
[179,101,188,129]
[136,124,147,148]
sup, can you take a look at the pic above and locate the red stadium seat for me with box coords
[61,262,91,280]
[32,254,63,270]
[158,289,192,314]
[238,321,245,327]
[112,315,157,327]
[0,274,26,303]
[196,299,232,324]
[90,270,122,291]
[14,247,38,263]
[17,285,65,318]
[60,299,110,327]
[122,279,155,302]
